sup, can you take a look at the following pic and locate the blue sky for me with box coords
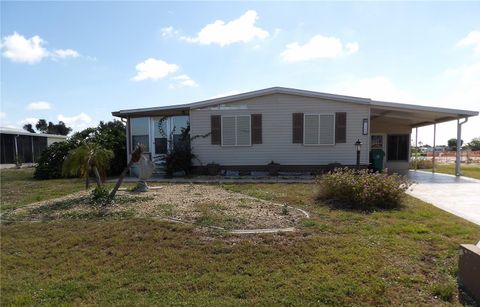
[1,1,479,144]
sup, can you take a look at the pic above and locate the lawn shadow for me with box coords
[315,196,406,214]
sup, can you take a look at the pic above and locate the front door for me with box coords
[151,117,169,165]
[150,116,190,165]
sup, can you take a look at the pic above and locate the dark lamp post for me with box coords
[355,139,362,169]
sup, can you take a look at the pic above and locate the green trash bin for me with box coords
[369,148,385,172]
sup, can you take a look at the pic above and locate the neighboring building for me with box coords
[0,127,67,164]
[112,87,478,174]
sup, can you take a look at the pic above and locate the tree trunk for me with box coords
[109,159,135,199]
[92,166,102,188]
[109,145,144,199]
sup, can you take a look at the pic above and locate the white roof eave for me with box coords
[111,86,479,119]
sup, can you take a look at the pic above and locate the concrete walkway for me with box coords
[407,170,480,226]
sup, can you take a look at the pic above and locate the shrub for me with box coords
[91,185,110,204]
[317,168,411,210]
[34,142,76,179]
[94,120,127,176]
[34,120,126,180]
[266,161,280,176]
[206,163,221,176]
[161,126,194,177]
[410,159,433,169]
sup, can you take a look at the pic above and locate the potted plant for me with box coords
[266,160,280,176]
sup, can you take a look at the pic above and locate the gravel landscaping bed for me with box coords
[3,184,307,230]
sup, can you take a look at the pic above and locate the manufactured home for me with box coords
[112,87,478,175]
[0,127,67,164]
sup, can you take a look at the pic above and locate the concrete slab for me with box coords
[407,170,480,226]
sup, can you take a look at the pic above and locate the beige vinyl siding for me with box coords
[190,93,370,166]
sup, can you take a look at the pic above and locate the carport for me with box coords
[369,100,478,176]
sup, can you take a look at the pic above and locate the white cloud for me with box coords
[281,34,359,62]
[131,58,179,81]
[181,10,269,46]
[333,76,417,102]
[456,30,480,54]
[57,113,92,130]
[169,74,199,89]
[1,32,49,64]
[0,112,6,119]
[160,26,178,38]
[1,32,80,64]
[51,49,80,59]
[26,101,52,111]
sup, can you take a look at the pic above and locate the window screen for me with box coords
[222,116,236,146]
[387,135,409,161]
[222,115,251,146]
[130,117,150,152]
[304,115,319,145]
[304,114,335,145]
[236,116,250,145]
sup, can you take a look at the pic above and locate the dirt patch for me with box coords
[3,184,307,230]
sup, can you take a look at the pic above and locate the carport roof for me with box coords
[112,87,478,127]
[0,127,68,138]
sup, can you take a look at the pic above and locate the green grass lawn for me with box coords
[1,170,480,305]
[428,163,480,180]
[0,168,85,213]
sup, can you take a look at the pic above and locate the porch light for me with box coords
[355,139,362,169]
[355,139,362,152]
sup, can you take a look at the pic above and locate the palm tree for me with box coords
[63,143,113,189]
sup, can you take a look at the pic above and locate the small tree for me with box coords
[35,119,72,135]
[23,124,36,133]
[62,143,113,189]
[448,138,463,151]
[36,119,48,133]
[468,137,480,151]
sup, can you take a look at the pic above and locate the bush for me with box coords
[317,168,411,210]
[410,159,433,169]
[162,142,194,177]
[91,185,110,204]
[94,121,126,176]
[206,163,221,176]
[161,126,194,177]
[34,120,126,180]
[34,142,76,179]
[266,161,280,176]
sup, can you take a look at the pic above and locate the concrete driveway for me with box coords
[407,170,480,226]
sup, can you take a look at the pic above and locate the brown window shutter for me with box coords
[292,113,304,143]
[251,114,262,144]
[335,112,347,143]
[211,115,221,145]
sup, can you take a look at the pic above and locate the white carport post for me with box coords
[415,127,418,171]
[456,118,468,176]
[432,123,436,174]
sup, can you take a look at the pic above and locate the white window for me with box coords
[222,115,251,146]
[304,114,335,145]
[130,117,150,152]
